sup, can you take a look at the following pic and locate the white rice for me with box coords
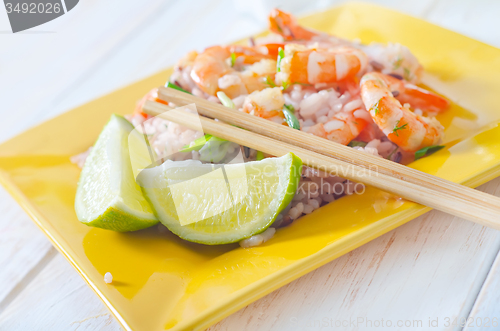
[104,272,113,284]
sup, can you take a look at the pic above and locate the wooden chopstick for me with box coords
[143,92,500,230]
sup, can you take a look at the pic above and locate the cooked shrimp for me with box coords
[242,87,285,119]
[276,44,368,85]
[269,8,319,41]
[190,46,233,96]
[360,72,444,152]
[229,44,283,64]
[134,88,168,118]
[306,111,368,145]
[269,8,424,83]
[190,45,278,98]
[380,74,450,113]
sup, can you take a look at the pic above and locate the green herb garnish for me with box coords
[265,76,276,87]
[230,52,236,67]
[277,47,284,72]
[281,80,291,90]
[348,141,367,147]
[181,135,211,152]
[256,151,265,161]
[403,67,411,81]
[166,81,191,94]
[372,99,381,115]
[414,145,444,160]
[392,120,408,137]
[283,106,300,130]
[283,104,295,113]
[393,56,403,70]
[386,146,399,160]
[216,91,235,109]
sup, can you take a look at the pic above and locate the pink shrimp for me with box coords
[276,44,368,85]
[190,45,278,98]
[269,8,319,41]
[242,87,285,119]
[306,112,369,145]
[134,88,168,118]
[360,72,445,152]
[380,74,450,113]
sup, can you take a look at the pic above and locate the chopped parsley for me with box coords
[392,120,408,136]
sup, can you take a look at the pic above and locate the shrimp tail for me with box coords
[268,8,318,41]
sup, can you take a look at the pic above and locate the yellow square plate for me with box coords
[1,3,500,330]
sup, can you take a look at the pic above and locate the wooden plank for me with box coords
[425,0,500,47]
[0,0,170,142]
[208,180,500,331]
[0,187,55,310]
[0,254,122,331]
[465,252,500,331]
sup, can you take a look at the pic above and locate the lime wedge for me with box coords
[138,153,302,244]
[75,114,158,232]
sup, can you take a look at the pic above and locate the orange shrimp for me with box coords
[190,45,278,98]
[190,46,233,96]
[269,8,319,41]
[307,112,368,145]
[276,44,368,85]
[360,72,445,152]
[134,88,168,118]
[380,74,450,113]
[228,44,283,64]
[242,87,285,119]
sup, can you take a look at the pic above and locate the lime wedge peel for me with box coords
[75,114,158,232]
[138,153,302,245]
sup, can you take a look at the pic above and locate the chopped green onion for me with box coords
[403,67,411,81]
[281,80,290,90]
[180,134,213,152]
[282,106,300,130]
[256,151,265,161]
[216,91,235,109]
[165,81,191,94]
[230,52,236,67]
[265,76,276,87]
[386,147,399,160]
[348,141,367,147]
[283,104,295,113]
[180,134,226,152]
[393,56,403,69]
[414,145,444,160]
[277,47,284,72]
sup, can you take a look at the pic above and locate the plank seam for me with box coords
[0,246,58,315]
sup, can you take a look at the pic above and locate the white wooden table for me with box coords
[0,0,499,330]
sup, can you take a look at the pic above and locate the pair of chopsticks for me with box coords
[141,87,500,230]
